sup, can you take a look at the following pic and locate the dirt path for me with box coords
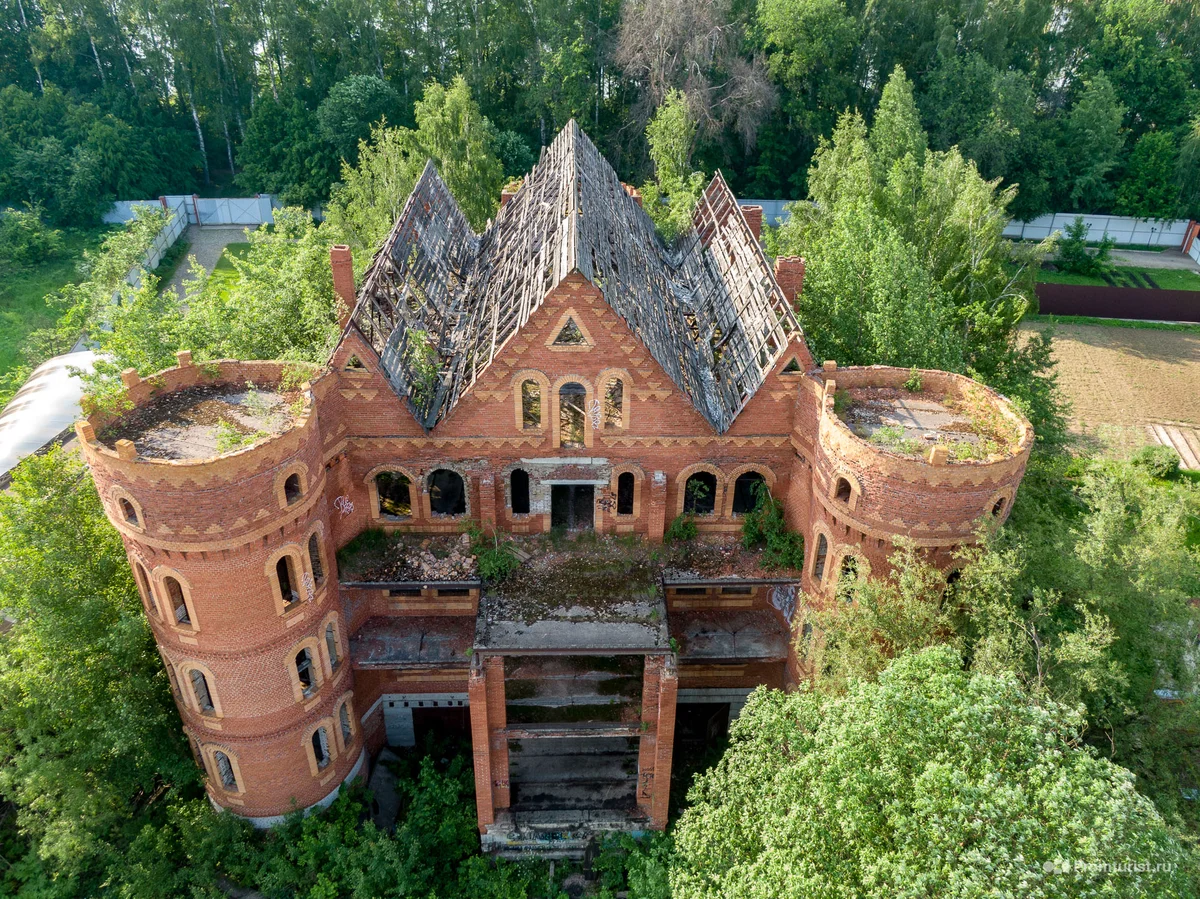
[1108,248,1200,271]
[1023,321,1200,462]
[163,225,249,299]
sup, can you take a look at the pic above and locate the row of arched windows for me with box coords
[516,372,629,447]
[193,693,357,795]
[374,468,467,520]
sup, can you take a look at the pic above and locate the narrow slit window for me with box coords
[296,649,316,697]
[521,380,541,428]
[340,702,353,746]
[119,498,138,525]
[308,533,324,583]
[617,472,634,515]
[165,577,190,625]
[214,750,238,790]
[603,378,623,428]
[813,535,829,582]
[559,382,586,447]
[325,623,339,670]
[136,563,159,619]
[312,727,330,769]
[284,473,302,505]
[511,469,530,514]
[376,471,412,519]
[277,556,300,607]
[190,669,215,714]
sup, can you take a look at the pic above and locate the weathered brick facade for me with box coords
[76,123,1032,843]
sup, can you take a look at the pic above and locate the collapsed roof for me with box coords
[350,120,802,433]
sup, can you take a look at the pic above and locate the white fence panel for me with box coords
[103,200,167,224]
[739,199,796,225]
[1189,240,1200,265]
[1003,213,1191,247]
[107,195,278,227]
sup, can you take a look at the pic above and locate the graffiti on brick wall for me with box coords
[303,572,315,602]
[334,495,354,516]
[640,769,654,799]
[770,584,796,622]
[589,398,603,430]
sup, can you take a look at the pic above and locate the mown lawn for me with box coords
[0,226,117,377]
[1037,266,1200,291]
[206,242,252,293]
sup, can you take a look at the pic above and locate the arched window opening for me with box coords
[308,534,324,583]
[339,702,353,746]
[119,497,138,525]
[311,727,330,769]
[840,556,859,594]
[296,649,317,697]
[214,750,238,790]
[376,471,412,519]
[835,477,852,503]
[813,535,829,582]
[559,382,586,447]
[277,556,300,607]
[521,380,541,429]
[511,469,531,514]
[992,497,1006,516]
[603,378,623,428]
[165,577,190,625]
[617,472,635,515]
[135,563,158,619]
[732,472,766,514]
[325,623,340,670]
[190,669,215,714]
[683,472,717,515]
[284,473,302,505]
[428,469,466,515]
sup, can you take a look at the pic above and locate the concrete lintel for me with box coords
[543,478,610,486]
[519,457,609,465]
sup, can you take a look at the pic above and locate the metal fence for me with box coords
[104,194,280,227]
[1002,213,1192,247]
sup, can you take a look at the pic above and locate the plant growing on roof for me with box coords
[403,328,441,410]
[741,482,805,570]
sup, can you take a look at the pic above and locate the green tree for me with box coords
[0,448,196,887]
[1061,75,1126,211]
[1116,130,1180,220]
[868,65,925,180]
[639,89,707,242]
[317,74,401,164]
[671,647,1198,898]
[236,95,339,207]
[1178,113,1200,219]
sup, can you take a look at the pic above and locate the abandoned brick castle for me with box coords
[76,122,1033,852]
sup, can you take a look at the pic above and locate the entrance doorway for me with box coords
[551,484,594,530]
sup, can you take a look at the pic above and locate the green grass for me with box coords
[1023,314,1200,334]
[0,226,117,377]
[1037,266,1200,291]
[206,242,252,293]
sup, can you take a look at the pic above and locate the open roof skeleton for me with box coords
[350,120,801,433]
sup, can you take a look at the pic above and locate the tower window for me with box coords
[521,380,541,428]
[992,497,1006,516]
[559,382,586,447]
[428,469,466,516]
[214,750,238,790]
[813,534,829,582]
[340,702,353,747]
[617,472,635,515]
[190,669,215,714]
[284,473,302,505]
[165,576,190,625]
[835,477,852,503]
[376,471,412,519]
[308,533,324,583]
[312,727,330,768]
[135,563,159,620]
[732,471,766,514]
[119,498,139,525]
[277,556,300,607]
[325,623,340,670]
[296,648,316,697]
[511,469,530,514]
[683,472,717,515]
[603,377,623,428]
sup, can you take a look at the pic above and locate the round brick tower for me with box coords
[800,363,1034,595]
[77,354,363,824]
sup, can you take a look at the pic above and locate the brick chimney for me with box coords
[774,255,805,304]
[330,245,356,326]
[500,179,522,207]
[741,205,763,241]
[622,183,643,207]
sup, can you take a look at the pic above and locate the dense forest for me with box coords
[2,0,1200,224]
